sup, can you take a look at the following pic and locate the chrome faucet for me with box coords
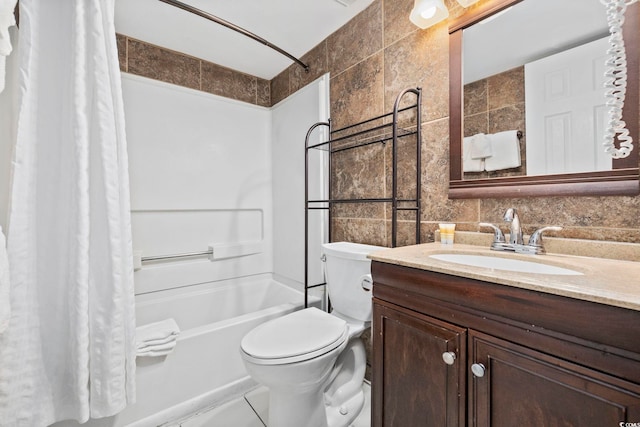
[480,208,562,254]
[503,208,523,245]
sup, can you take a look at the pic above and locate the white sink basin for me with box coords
[429,254,583,276]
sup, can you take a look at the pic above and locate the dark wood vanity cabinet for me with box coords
[371,261,640,427]
[470,331,640,426]
[373,301,466,426]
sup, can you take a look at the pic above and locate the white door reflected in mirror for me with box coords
[525,37,611,175]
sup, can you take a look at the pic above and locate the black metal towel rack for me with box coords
[304,87,423,308]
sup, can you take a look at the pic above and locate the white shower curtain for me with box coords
[0,0,136,425]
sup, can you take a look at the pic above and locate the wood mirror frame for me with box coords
[448,0,640,198]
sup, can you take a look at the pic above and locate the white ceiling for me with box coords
[463,0,609,84]
[115,0,374,80]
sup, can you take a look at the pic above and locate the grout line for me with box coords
[244,395,267,427]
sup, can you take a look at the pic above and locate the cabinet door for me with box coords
[469,330,640,427]
[373,300,466,427]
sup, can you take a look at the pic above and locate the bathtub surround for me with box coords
[0,0,136,424]
[122,74,274,296]
[271,77,330,290]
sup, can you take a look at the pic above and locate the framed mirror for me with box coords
[448,0,639,198]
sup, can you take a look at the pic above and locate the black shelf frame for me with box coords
[304,87,423,308]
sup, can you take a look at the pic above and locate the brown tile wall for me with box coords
[116,34,271,107]
[273,0,640,246]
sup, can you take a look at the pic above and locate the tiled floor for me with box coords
[178,382,371,427]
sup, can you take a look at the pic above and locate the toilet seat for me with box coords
[241,307,348,365]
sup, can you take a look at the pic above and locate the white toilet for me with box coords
[240,241,384,427]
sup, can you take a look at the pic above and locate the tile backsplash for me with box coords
[116,34,270,107]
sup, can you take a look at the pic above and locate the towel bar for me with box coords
[141,249,213,262]
[139,241,264,264]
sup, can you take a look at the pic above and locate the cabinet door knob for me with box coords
[471,363,486,377]
[442,351,456,365]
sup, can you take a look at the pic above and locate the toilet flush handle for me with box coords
[360,274,373,292]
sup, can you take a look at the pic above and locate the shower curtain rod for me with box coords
[158,0,310,73]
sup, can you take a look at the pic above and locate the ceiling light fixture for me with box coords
[409,0,449,29]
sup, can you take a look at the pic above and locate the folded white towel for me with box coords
[136,339,177,357]
[136,318,180,345]
[136,349,175,358]
[0,226,9,333]
[469,133,492,159]
[136,334,177,350]
[484,130,522,172]
[463,136,485,172]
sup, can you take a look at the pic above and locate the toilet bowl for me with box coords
[240,241,384,427]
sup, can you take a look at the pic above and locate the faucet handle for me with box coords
[479,222,506,244]
[528,226,562,249]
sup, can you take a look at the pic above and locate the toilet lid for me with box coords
[241,307,348,360]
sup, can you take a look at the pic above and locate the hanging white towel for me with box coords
[136,318,180,346]
[484,130,522,171]
[463,136,485,172]
[0,0,17,94]
[469,133,493,159]
[0,226,9,333]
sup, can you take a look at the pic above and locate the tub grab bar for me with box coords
[137,241,263,268]
[209,241,263,260]
[141,249,213,262]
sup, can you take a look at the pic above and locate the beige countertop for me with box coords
[368,242,640,312]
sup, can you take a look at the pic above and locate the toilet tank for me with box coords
[321,242,386,322]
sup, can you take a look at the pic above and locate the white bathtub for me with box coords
[115,275,306,427]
